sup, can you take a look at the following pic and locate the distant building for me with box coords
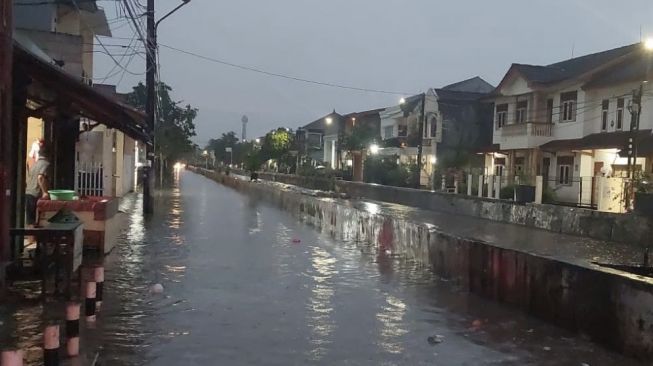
[379,77,494,187]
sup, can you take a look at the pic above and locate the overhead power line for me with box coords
[157,43,411,96]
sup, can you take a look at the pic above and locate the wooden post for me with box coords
[0,0,13,279]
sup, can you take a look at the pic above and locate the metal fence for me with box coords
[75,161,104,197]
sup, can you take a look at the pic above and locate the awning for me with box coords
[13,42,151,143]
[540,130,652,152]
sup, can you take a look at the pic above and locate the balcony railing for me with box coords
[501,122,552,137]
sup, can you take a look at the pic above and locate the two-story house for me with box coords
[379,77,494,187]
[486,42,653,210]
[14,0,140,197]
[296,111,343,168]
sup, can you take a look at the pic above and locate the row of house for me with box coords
[294,42,653,212]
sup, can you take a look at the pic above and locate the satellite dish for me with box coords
[241,115,248,123]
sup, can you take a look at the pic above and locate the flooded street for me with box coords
[6,170,643,365]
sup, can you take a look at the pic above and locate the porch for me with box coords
[2,42,151,289]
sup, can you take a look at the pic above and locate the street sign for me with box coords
[225,147,232,152]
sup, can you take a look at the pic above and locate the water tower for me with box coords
[241,115,248,142]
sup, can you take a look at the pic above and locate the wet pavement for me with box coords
[1,170,647,365]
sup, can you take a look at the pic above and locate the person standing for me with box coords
[25,142,51,228]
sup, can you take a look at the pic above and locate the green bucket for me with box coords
[48,190,76,201]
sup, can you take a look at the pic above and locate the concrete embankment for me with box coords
[193,167,653,361]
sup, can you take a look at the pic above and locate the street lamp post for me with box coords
[400,94,426,189]
[625,39,653,210]
[143,0,191,214]
[202,150,208,169]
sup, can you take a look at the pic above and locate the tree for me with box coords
[343,123,378,151]
[125,81,198,176]
[260,128,293,161]
[207,131,239,164]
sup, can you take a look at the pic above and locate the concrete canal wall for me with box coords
[193,167,653,361]
[231,170,653,247]
[335,180,653,247]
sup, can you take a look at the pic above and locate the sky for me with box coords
[95,0,653,147]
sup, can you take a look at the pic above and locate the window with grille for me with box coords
[601,99,609,131]
[383,126,394,139]
[556,156,574,185]
[496,104,508,128]
[560,91,577,122]
[547,99,554,123]
[616,98,624,130]
[515,101,527,124]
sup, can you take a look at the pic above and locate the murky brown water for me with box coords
[0,170,646,365]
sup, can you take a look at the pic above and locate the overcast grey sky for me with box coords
[96,0,653,146]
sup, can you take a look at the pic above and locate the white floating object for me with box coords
[151,284,164,294]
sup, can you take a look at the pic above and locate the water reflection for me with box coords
[376,294,408,354]
[306,246,337,361]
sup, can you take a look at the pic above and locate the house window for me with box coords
[496,104,508,129]
[546,99,554,123]
[397,125,407,137]
[423,120,430,138]
[560,91,577,122]
[430,116,437,137]
[557,156,574,185]
[601,99,609,131]
[383,126,394,139]
[616,98,624,130]
[515,101,527,124]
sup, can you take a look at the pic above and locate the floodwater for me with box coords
[1,170,646,365]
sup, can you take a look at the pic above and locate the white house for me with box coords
[485,42,653,211]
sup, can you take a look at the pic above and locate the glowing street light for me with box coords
[369,143,380,155]
[325,117,333,125]
[645,38,653,51]
[399,97,406,105]
[202,150,208,156]
[255,138,261,144]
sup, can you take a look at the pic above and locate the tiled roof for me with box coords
[512,43,641,85]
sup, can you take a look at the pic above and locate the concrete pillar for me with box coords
[453,178,459,194]
[478,175,484,198]
[535,175,543,204]
[597,176,606,211]
[494,175,501,199]
[467,174,473,195]
[487,175,494,199]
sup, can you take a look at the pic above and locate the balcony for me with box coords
[496,122,553,150]
[502,122,552,137]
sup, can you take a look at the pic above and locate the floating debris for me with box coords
[150,284,164,294]
[427,335,445,345]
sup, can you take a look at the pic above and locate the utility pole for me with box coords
[626,83,643,211]
[627,84,643,179]
[143,0,156,214]
[414,93,426,189]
